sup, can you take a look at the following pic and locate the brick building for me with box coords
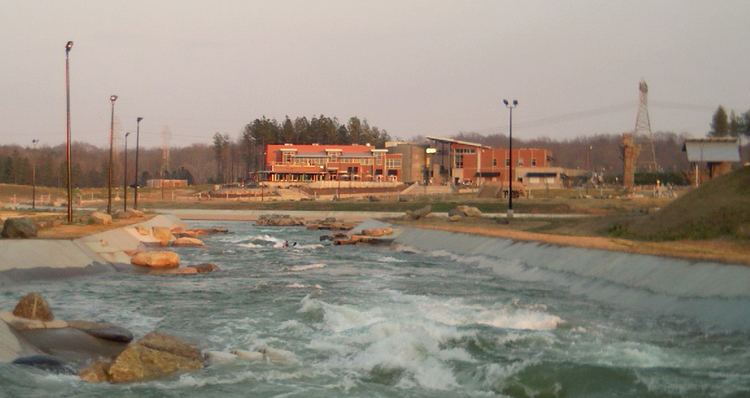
[426,137,552,185]
[264,144,402,182]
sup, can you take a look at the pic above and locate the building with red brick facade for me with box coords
[264,143,402,182]
[426,137,552,185]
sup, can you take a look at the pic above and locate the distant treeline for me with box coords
[2,112,747,187]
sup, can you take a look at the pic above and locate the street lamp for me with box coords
[503,99,518,220]
[124,132,131,211]
[107,94,118,214]
[134,117,143,209]
[32,139,39,209]
[65,41,73,223]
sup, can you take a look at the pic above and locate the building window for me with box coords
[505,158,510,167]
[518,158,524,166]
[455,148,476,154]
[454,154,464,168]
[531,158,537,167]
[386,158,402,168]
[283,153,293,163]
[492,158,497,167]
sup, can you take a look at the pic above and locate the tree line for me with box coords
[212,115,392,183]
[709,106,750,137]
[2,110,746,188]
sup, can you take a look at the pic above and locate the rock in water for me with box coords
[138,332,202,361]
[90,212,113,225]
[107,343,202,383]
[106,332,202,383]
[13,293,54,321]
[1,218,38,238]
[130,251,180,268]
[152,226,175,245]
[79,360,111,383]
[68,320,134,343]
[172,237,205,247]
[12,355,75,374]
[192,263,219,273]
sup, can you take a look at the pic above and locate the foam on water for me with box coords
[286,263,327,272]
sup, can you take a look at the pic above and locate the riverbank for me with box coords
[396,217,750,266]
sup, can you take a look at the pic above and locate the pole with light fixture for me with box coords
[32,139,39,209]
[134,117,143,209]
[124,132,130,211]
[503,99,518,220]
[107,95,118,214]
[65,41,73,222]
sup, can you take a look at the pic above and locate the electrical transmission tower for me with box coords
[634,79,659,171]
[160,126,171,178]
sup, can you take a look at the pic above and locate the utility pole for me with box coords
[124,132,130,211]
[65,41,73,223]
[503,99,518,220]
[107,95,118,214]
[134,117,143,209]
[32,139,39,209]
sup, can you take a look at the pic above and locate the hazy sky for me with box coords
[1,0,748,148]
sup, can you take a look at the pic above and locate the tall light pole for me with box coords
[107,95,118,214]
[503,99,518,220]
[65,41,73,223]
[134,117,143,209]
[124,132,130,211]
[32,139,39,209]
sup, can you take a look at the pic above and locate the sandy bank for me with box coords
[405,222,750,266]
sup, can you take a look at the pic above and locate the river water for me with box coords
[1,221,749,397]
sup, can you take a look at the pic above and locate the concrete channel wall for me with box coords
[0,215,183,285]
[393,227,750,331]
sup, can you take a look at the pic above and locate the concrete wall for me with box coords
[393,227,750,331]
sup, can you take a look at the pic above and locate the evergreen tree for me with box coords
[710,106,729,136]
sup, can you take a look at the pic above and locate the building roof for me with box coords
[425,136,491,149]
[683,138,740,162]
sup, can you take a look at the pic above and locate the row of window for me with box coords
[457,156,538,168]
[278,156,401,168]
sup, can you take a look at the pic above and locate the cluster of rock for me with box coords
[3,293,299,383]
[126,225,227,275]
[1,293,205,383]
[305,217,356,231]
[256,214,305,227]
[447,205,483,221]
[404,205,432,220]
[334,227,394,245]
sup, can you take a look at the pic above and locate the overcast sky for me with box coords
[1,0,748,148]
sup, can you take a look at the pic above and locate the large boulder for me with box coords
[79,360,111,383]
[256,214,305,227]
[13,293,54,321]
[448,205,482,218]
[152,226,175,244]
[172,237,205,247]
[12,355,75,375]
[90,212,113,225]
[361,227,394,237]
[68,320,134,344]
[405,205,432,220]
[99,333,202,383]
[1,218,38,238]
[130,251,180,268]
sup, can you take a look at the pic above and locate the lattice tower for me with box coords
[634,80,659,171]
[161,126,171,177]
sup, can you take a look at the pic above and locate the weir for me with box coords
[394,227,750,331]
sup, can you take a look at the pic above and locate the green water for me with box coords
[1,221,748,397]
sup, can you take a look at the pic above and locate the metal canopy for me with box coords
[683,139,739,162]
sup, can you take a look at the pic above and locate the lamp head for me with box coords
[513,100,518,106]
[32,139,39,144]
[126,132,131,137]
[66,41,74,52]
[137,117,143,123]
[110,95,118,102]
[503,99,509,106]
